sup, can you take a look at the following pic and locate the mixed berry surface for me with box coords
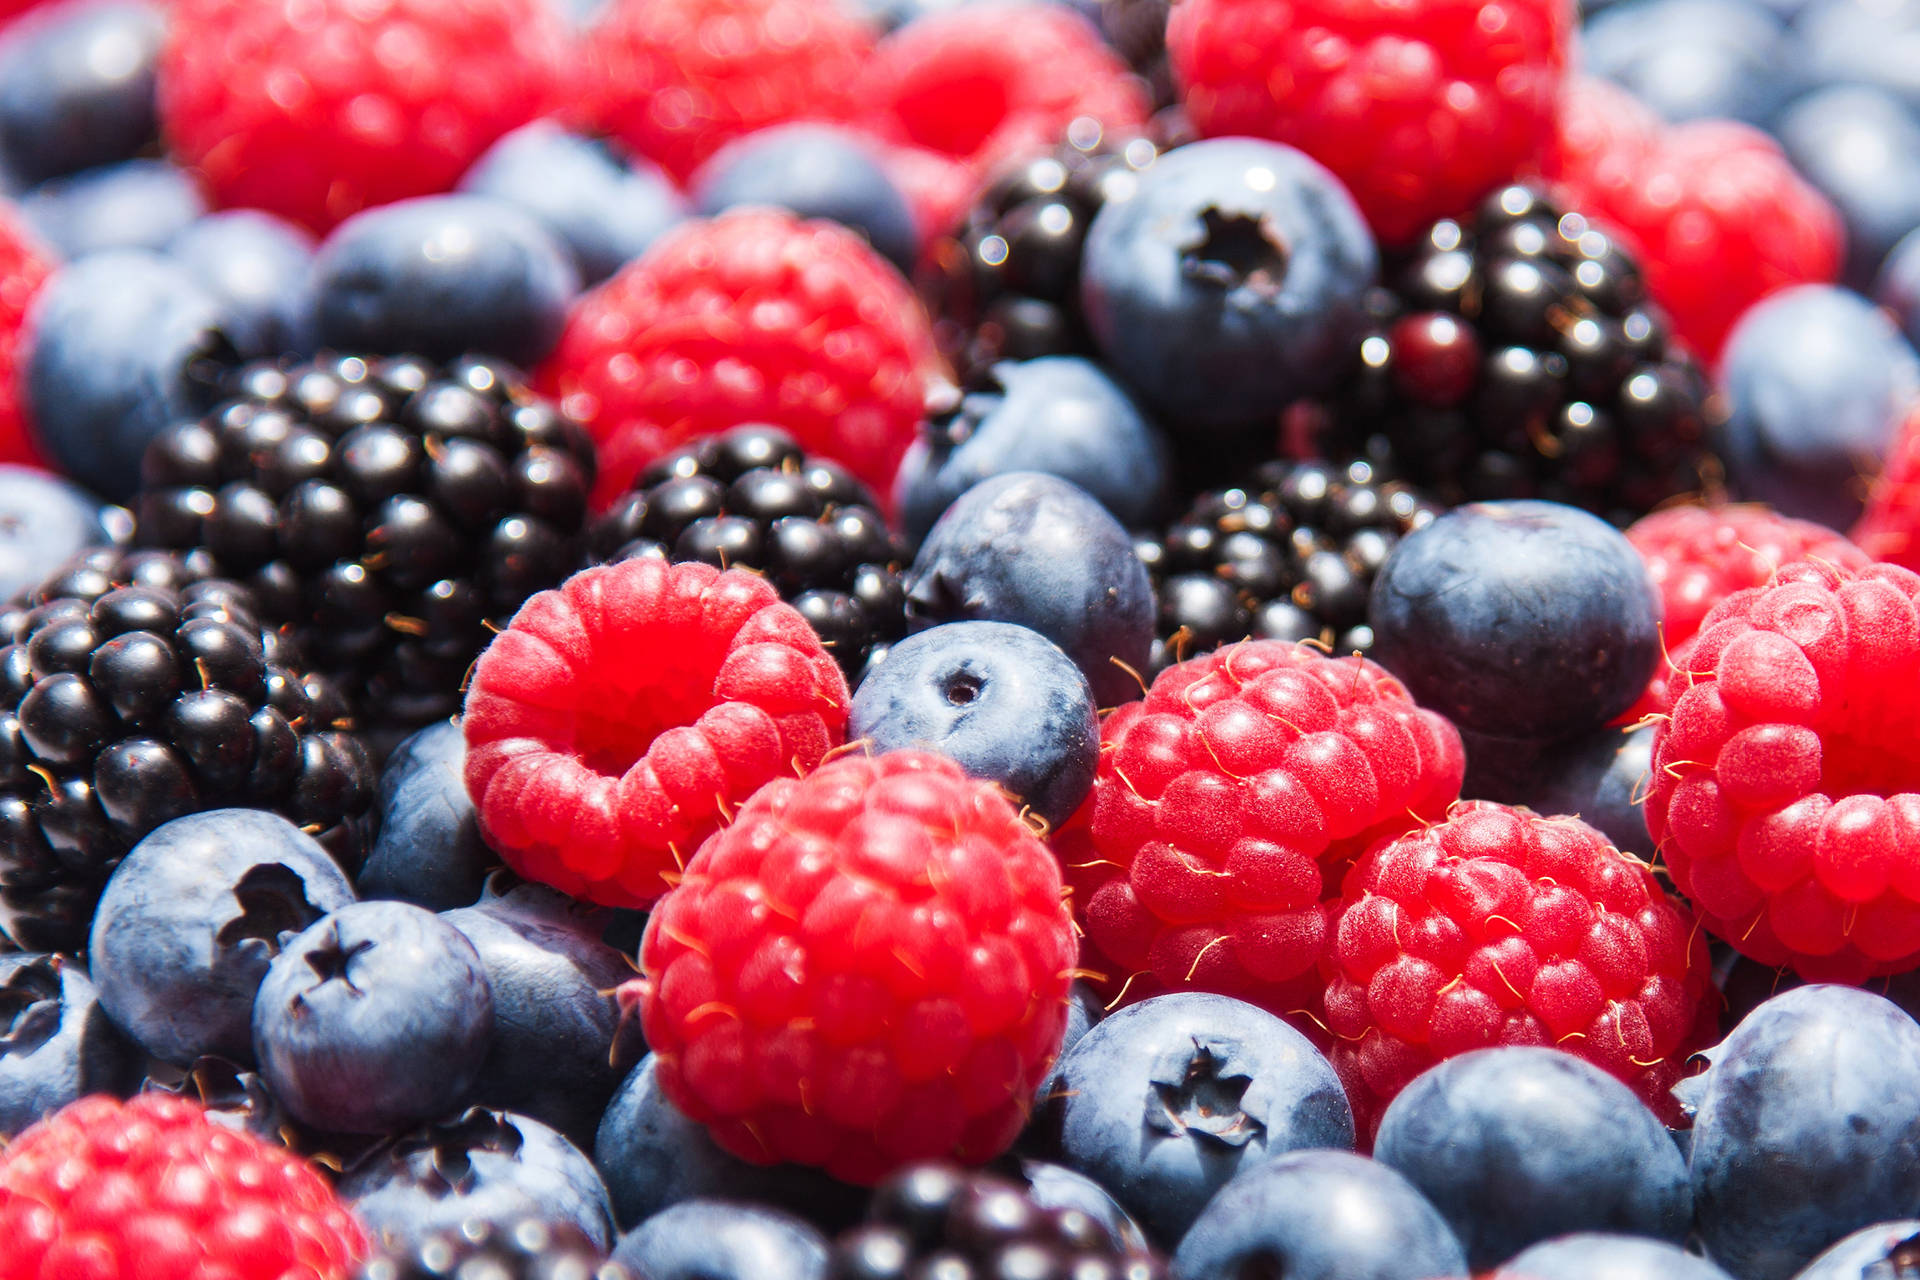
[3,0,1920,1278]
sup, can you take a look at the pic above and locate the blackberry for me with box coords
[357,1219,633,1280]
[921,127,1160,387]
[1311,184,1721,524]
[1136,457,1442,675]
[589,425,908,684]
[830,1163,1165,1280]
[134,353,597,754]
[0,547,372,952]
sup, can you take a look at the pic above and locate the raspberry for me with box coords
[1646,559,1920,982]
[1323,802,1714,1137]
[1626,504,1870,718]
[462,558,851,909]
[1072,640,1465,1016]
[577,0,872,184]
[635,750,1077,1185]
[1548,76,1843,363]
[0,1092,368,1279]
[856,5,1149,180]
[1855,402,1920,572]
[539,210,943,509]
[0,200,50,469]
[157,0,566,233]
[1165,0,1571,246]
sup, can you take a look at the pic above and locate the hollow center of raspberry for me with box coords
[1180,208,1290,295]
[890,67,1012,159]
[1821,734,1920,798]
[1147,1042,1265,1148]
[570,649,729,778]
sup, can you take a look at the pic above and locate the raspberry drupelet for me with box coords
[462,558,850,908]
[1647,559,1920,983]
[636,750,1079,1186]
[0,201,50,468]
[1072,640,1465,1017]
[1323,801,1714,1139]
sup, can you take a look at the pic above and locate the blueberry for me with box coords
[23,249,237,502]
[1057,980,1102,1065]
[252,899,493,1134]
[1717,284,1920,529]
[594,1054,869,1233]
[611,1200,830,1280]
[1581,0,1796,127]
[308,193,580,368]
[1778,87,1920,289]
[895,357,1172,546]
[852,621,1098,826]
[1172,1150,1467,1280]
[1681,984,1920,1280]
[692,123,918,275]
[0,464,115,601]
[1491,1235,1735,1280]
[459,122,686,286]
[441,878,631,1148]
[1369,500,1661,741]
[0,0,164,184]
[1079,137,1377,432]
[167,210,317,358]
[357,719,494,911]
[1874,222,1920,353]
[1034,991,1353,1248]
[19,158,207,259]
[342,1106,617,1253]
[1374,1047,1691,1270]
[1460,722,1658,859]
[88,808,356,1065]
[1798,0,1920,116]
[903,472,1154,709]
[0,952,144,1137]
[1795,1222,1920,1280]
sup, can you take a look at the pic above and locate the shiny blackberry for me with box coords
[0,547,372,952]
[134,353,596,752]
[921,127,1160,387]
[590,425,908,683]
[1136,457,1442,675]
[830,1164,1165,1280]
[1312,184,1721,523]
[356,1218,633,1280]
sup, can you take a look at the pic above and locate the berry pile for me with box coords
[5,0,1920,1276]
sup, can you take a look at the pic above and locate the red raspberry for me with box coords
[463,558,850,909]
[1855,402,1920,572]
[539,209,942,509]
[0,1092,368,1278]
[856,5,1149,180]
[1323,802,1714,1138]
[1625,504,1869,718]
[1549,76,1843,363]
[1646,559,1920,983]
[635,749,1077,1185]
[157,0,566,233]
[1073,640,1465,1018]
[1165,0,1571,246]
[577,0,872,184]
[0,202,51,469]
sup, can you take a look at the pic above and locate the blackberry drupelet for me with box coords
[0,548,372,952]
[921,127,1160,387]
[1313,184,1720,523]
[134,353,597,752]
[357,1218,633,1280]
[830,1163,1165,1280]
[1135,457,1441,675]
[589,425,908,683]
